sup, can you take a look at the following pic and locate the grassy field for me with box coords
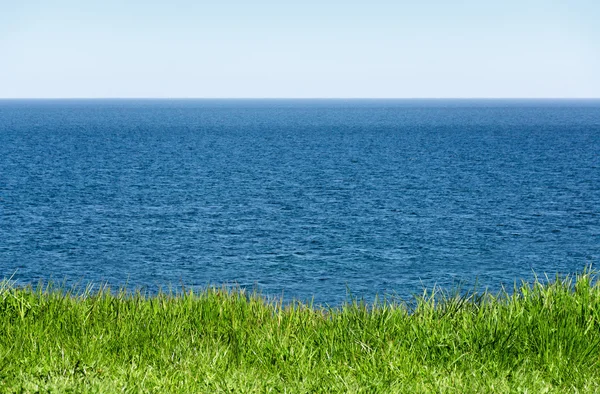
[1,271,600,393]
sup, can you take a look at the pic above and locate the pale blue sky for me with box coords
[1,0,599,98]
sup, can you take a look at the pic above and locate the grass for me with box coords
[1,270,600,393]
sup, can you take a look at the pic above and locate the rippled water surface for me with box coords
[1,99,599,304]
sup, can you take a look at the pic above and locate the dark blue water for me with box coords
[1,99,599,304]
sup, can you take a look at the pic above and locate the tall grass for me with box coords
[1,270,599,393]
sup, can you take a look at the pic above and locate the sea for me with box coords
[1,99,599,305]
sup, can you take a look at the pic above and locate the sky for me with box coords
[0,0,599,98]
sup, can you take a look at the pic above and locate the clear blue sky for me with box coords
[1,0,599,98]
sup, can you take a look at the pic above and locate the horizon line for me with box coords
[1,97,600,100]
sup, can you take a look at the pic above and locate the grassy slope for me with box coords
[1,272,600,393]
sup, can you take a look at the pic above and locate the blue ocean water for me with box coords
[0,99,599,305]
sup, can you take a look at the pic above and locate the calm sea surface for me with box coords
[1,99,599,304]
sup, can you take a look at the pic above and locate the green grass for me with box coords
[1,270,600,393]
